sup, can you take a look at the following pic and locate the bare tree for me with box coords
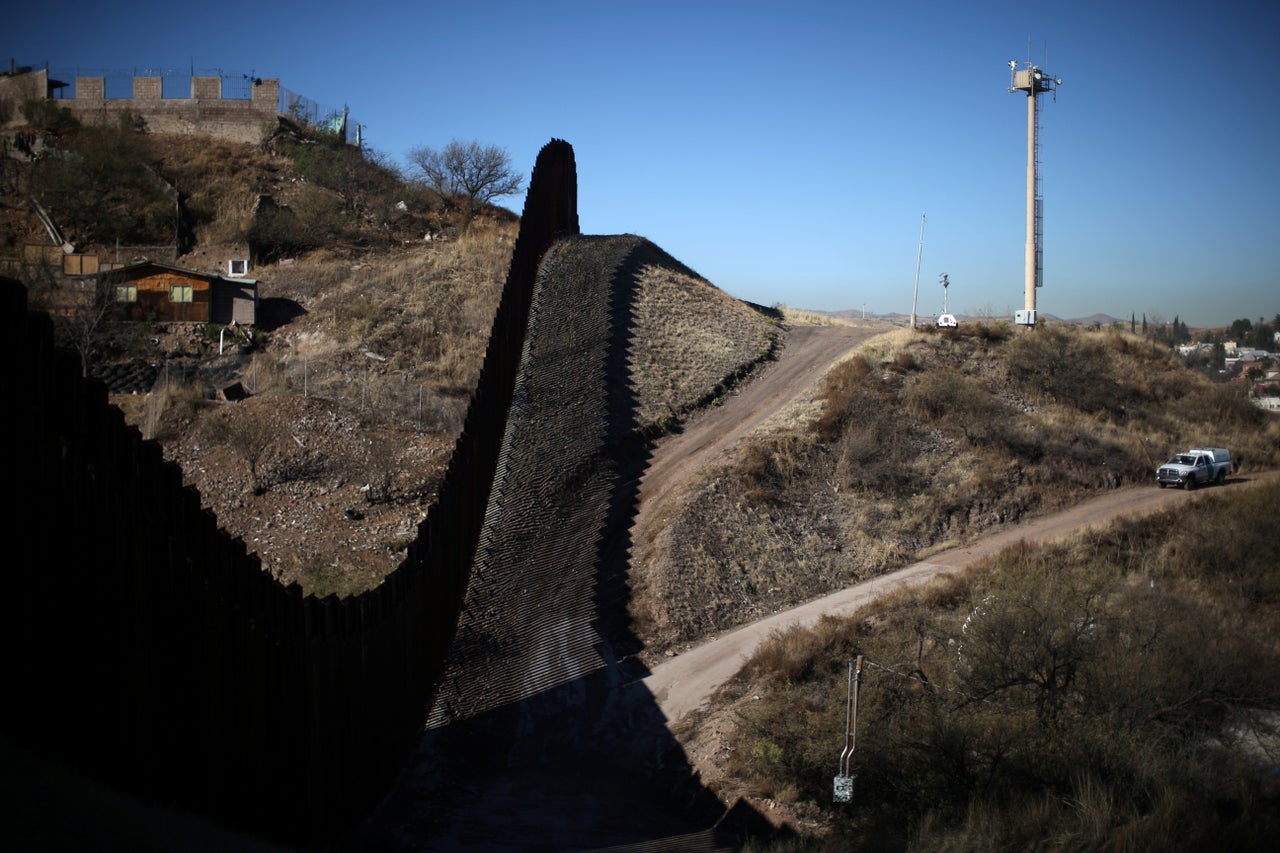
[23,263,118,377]
[406,139,524,212]
[64,274,119,377]
[204,409,280,495]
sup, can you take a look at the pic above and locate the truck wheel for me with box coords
[1185,477,1196,491]
[1216,471,1226,486]
[1157,482,1166,489]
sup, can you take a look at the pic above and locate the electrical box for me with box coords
[1015,309,1037,326]
[833,773,855,803]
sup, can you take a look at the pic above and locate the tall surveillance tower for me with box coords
[1008,59,1061,326]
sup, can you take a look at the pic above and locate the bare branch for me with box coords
[406,139,524,212]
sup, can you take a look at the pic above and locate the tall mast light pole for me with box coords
[1008,59,1061,327]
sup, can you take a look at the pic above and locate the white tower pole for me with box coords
[1009,60,1059,327]
[910,212,925,330]
[1025,89,1038,315]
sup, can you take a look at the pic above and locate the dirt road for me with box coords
[628,320,1274,727]
[630,321,888,561]
[644,475,1271,725]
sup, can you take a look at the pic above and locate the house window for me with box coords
[170,284,193,303]
[115,285,137,303]
[228,259,248,277]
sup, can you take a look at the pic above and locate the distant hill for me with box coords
[1058,311,1126,326]
[825,307,1126,326]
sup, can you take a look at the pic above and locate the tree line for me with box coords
[1131,311,1279,351]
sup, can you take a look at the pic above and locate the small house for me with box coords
[105,261,257,325]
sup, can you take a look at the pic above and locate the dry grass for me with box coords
[132,217,514,596]
[256,228,775,441]
[156,135,278,245]
[635,322,1280,658]
[259,221,514,414]
[147,375,211,442]
[719,478,1280,850]
[624,238,778,428]
[778,307,852,327]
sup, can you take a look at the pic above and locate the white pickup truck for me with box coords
[1156,447,1232,489]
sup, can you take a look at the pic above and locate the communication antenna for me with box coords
[1008,58,1061,327]
[940,272,950,314]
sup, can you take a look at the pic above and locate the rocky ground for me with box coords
[108,325,454,598]
[159,392,451,596]
[101,234,780,601]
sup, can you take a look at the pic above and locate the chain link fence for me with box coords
[146,350,466,438]
[279,86,361,145]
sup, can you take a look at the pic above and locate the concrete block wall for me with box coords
[75,75,104,100]
[132,76,161,100]
[192,75,221,99]
[2,69,284,143]
[0,68,47,128]
[64,74,279,144]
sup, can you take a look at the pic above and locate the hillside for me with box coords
[7,112,1280,850]
[3,120,779,597]
[693,476,1280,848]
[6,115,1276,620]
[629,321,1280,660]
[146,232,775,595]
[2,118,519,596]
[622,321,1280,846]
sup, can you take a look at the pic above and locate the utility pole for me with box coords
[833,654,864,803]
[909,213,925,330]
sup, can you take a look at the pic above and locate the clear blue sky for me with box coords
[9,0,1278,327]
